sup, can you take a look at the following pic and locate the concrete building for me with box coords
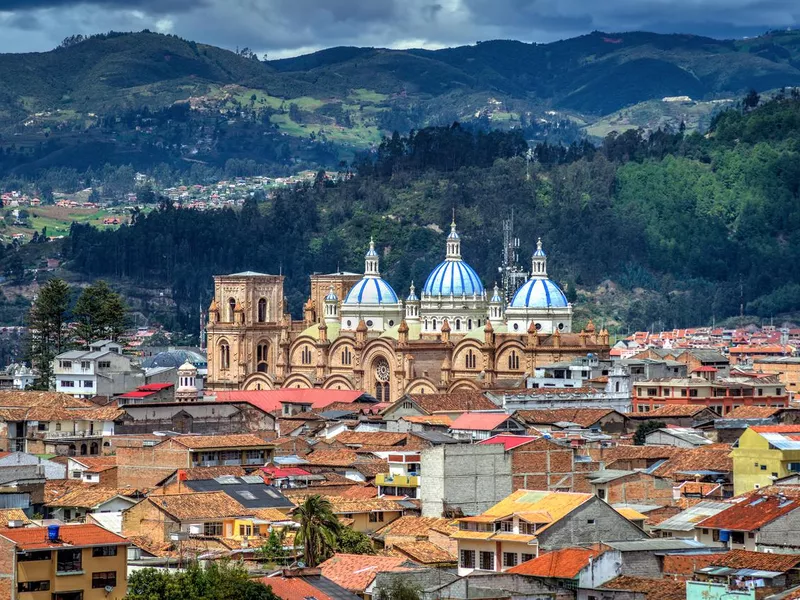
[731,425,800,494]
[53,341,144,399]
[754,356,800,400]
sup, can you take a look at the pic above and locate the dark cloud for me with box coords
[0,0,799,56]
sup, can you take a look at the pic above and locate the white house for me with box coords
[53,340,144,398]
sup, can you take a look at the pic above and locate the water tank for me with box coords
[719,530,730,542]
[47,525,60,541]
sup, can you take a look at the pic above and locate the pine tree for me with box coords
[27,279,72,389]
[73,281,128,346]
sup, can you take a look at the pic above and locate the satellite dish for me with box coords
[297,561,306,568]
[104,585,114,593]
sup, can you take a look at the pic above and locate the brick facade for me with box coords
[509,439,576,491]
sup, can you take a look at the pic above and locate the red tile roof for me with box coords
[710,549,800,572]
[215,389,368,413]
[449,412,512,431]
[600,576,686,600]
[698,493,800,531]
[319,554,416,592]
[751,425,800,434]
[507,547,603,578]
[260,576,344,600]
[662,553,728,578]
[723,406,781,420]
[478,435,539,450]
[0,523,128,550]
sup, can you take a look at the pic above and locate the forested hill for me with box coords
[64,97,800,334]
[6,29,800,177]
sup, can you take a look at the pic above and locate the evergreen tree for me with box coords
[633,420,666,445]
[335,527,376,555]
[73,280,128,346]
[26,279,72,389]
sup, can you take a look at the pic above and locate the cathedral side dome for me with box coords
[510,278,568,309]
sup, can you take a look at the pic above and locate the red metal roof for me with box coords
[215,389,369,413]
[478,435,539,450]
[692,366,718,373]
[751,425,800,434]
[0,523,128,549]
[117,390,157,398]
[137,383,174,391]
[450,412,512,431]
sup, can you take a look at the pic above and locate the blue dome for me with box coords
[510,277,568,309]
[423,260,485,297]
[344,277,399,305]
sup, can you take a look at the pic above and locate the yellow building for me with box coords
[0,523,129,600]
[731,425,800,495]
[451,489,645,576]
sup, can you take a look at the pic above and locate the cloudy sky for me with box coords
[0,0,798,58]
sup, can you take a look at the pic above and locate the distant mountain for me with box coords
[3,29,800,173]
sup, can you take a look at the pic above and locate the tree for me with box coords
[73,280,128,346]
[633,420,666,445]
[374,577,422,600]
[258,527,290,565]
[126,561,278,600]
[294,495,341,567]
[335,526,376,555]
[744,89,760,110]
[27,278,72,389]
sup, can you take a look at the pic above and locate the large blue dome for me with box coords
[510,278,568,309]
[344,277,399,305]
[423,260,485,297]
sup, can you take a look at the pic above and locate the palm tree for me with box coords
[293,495,341,567]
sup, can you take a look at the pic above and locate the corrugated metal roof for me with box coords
[651,501,731,532]
[604,539,709,552]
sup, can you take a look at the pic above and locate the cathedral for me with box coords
[205,220,610,400]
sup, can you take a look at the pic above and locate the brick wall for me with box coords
[510,439,576,491]
[600,472,675,506]
[0,533,16,594]
[122,499,178,546]
[116,441,188,488]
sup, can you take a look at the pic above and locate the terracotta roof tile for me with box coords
[600,445,680,462]
[450,412,513,431]
[319,553,417,592]
[651,447,733,479]
[171,466,249,481]
[723,406,781,420]
[337,486,379,500]
[375,516,457,538]
[305,449,359,466]
[0,523,128,550]
[0,390,94,409]
[335,432,409,447]
[392,540,456,564]
[630,405,716,418]
[404,392,497,414]
[699,493,799,531]
[324,497,404,515]
[260,576,338,600]
[601,576,686,600]
[662,553,728,578]
[148,491,251,520]
[515,408,617,427]
[46,486,131,509]
[167,433,271,449]
[400,415,453,426]
[508,547,603,578]
[0,509,30,527]
[710,549,800,572]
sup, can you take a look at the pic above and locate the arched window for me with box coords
[257,343,269,372]
[90,442,99,455]
[432,318,437,330]
[374,357,391,402]
[228,298,236,322]
[301,346,312,365]
[257,298,267,322]
[342,347,352,366]
[615,381,620,393]
[220,342,230,370]
[508,351,520,370]
[455,319,461,331]
[466,349,477,370]
[468,318,472,330]
[80,443,87,456]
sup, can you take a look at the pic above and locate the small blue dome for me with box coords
[423,260,484,297]
[325,289,338,302]
[510,278,568,309]
[344,277,399,305]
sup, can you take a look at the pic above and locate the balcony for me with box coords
[31,430,101,440]
[376,473,419,487]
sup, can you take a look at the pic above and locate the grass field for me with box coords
[0,205,131,241]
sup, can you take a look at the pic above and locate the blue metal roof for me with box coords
[509,277,568,309]
[343,276,399,305]
[422,259,484,297]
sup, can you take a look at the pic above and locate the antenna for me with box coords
[500,209,528,302]
[525,148,534,181]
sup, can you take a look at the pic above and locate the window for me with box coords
[689,389,698,397]
[502,552,518,568]
[239,525,253,537]
[342,347,352,366]
[219,342,230,370]
[402,402,412,409]
[479,551,494,570]
[730,531,745,545]
[92,546,117,557]
[37,422,47,431]
[455,319,461,331]
[788,463,800,473]
[597,488,606,500]
[508,351,520,370]
[18,550,51,562]
[368,512,385,523]
[587,519,595,524]
[460,550,476,569]
[258,298,267,322]
[18,581,50,592]
[663,389,670,396]
[61,360,72,368]
[83,380,93,388]
[466,350,477,370]
[98,361,111,369]
[91,571,117,589]
[204,522,223,536]
[56,548,82,573]
[228,298,237,322]
[519,522,536,535]
[748,532,755,539]
[712,530,720,542]
[761,465,767,471]
[256,343,269,372]
[236,491,257,500]
[521,553,535,563]
[647,388,657,396]
[772,473,778,478]
[72,471,81,478]
[702,529,709,535]
[301,346,312,365]
[56,422,61,431]
[80,361,90,370]
[61,380,75,388]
